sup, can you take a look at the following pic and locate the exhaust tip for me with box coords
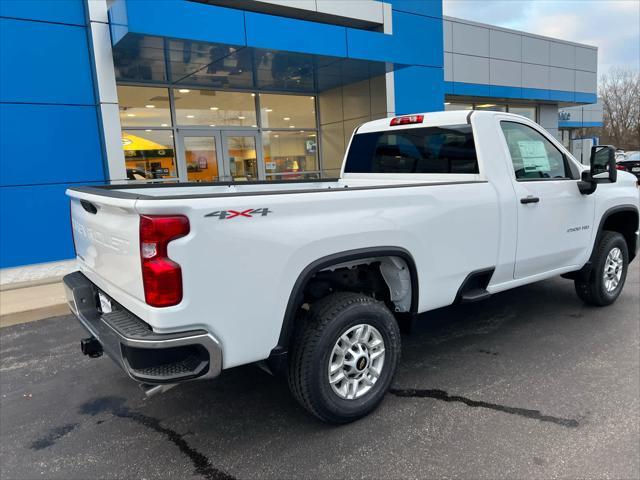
[139,383,178,398]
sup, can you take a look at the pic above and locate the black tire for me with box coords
[287,292,401,424]
[575,231,629,306]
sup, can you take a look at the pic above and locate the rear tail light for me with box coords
[140,215,190,307]
[616,164,626,171]
[390,115,424,126]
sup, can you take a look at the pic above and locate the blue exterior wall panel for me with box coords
[395,66,444,114]
[0,0,86,26]
[0,184,77,267]
[117,0,246,47]
[246,12,347,57]
[385,0,442,18]
[0,104,104,186]
[0,18,95,105]
[0,4,104,268]
[347,12,442,67]
[559,121,602,128]
[575,92,598,104]
[489,85,523,99]
[386,3,444,113]
[549,89,575,102]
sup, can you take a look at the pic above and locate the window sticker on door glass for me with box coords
[517,140,550,172]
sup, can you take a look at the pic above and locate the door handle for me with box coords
[520,196,540,204]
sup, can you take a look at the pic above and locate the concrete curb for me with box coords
[0,304,70,328]
[0,276,65,292]
[0,282,69,328]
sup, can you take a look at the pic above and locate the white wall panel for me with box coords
[382,2,392,34]
[452,53,490,84]
[549,66,575,91]
[522,36,550,65]
[101,103,127,181]
[490,58,522,87]
[444,52,453,81]
[539,104,558,130]
[452,22,490,57]
[444,19,453,52]
[522,63,549,90]
[575,70,597,93]
[575,47,597,72]
[316,0,384,24]
[550,42,575,69]
[490,29,521,62]
[443,16,598,96]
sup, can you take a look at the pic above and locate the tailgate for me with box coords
[67,189,144,302]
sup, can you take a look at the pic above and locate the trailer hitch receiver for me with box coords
[81,337,103,358]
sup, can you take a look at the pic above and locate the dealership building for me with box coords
[0,0,602,281]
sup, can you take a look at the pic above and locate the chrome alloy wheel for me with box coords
[328,324,385,400]
[603,247,624,293]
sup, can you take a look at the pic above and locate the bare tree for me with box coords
[599,68,640,151]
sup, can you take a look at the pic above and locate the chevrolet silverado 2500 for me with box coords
[64,111,639,423]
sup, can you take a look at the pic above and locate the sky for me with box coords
[442,0,640,77]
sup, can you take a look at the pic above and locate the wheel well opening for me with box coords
[602,210,639,261]
[270,251,418,367]
[301,256,414,315]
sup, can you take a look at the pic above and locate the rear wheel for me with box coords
[575,231,629,306]
[288,292,400,424]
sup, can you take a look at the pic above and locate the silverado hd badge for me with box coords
[205,208,272,220]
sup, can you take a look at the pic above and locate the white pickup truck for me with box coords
[64,111,639,423]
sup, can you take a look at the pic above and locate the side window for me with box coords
[500,121,571,180]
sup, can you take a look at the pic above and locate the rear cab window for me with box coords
[344,124,479,175]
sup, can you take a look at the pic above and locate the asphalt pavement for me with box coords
[1,262,639,479]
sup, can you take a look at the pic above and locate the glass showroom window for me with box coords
[122,129,178,180]
[173,89,257,127]
[259,94,319,180]
[118,86,172,127]
[259,93,317,129]
[262,131,319,180]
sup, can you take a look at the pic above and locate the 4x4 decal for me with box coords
[205,208,272,220]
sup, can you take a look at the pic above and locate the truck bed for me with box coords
[69,176,484,201]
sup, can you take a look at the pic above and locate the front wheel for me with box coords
[575,231,629,306]
[288,292,401,424]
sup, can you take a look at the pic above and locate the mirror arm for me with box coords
[578,171,597,195]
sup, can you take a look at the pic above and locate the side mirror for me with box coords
[590,145,617,183]
[579,145,617,195]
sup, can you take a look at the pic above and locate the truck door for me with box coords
[499,120,595,279]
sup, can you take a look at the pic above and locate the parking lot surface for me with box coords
[1,262,639,480]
